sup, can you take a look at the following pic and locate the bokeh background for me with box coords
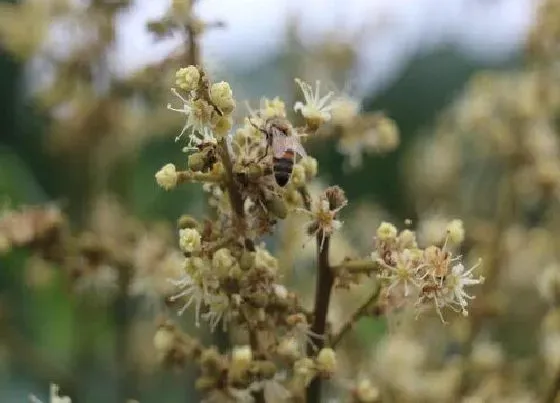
[1,0,557,402]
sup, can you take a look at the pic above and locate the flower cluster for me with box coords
[371,221,484,322]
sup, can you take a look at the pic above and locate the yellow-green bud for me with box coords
[209,81,235,114]
[175,65,200,92]
[300,156,318,179]
[316,348,337,375]
[255,246,279,274]
[256,360,277,379]
[188,152,206,172]
[290,164,306,187]
[354,379,380,403]
[446,219,465,244]
[177,215,199,230]
[376,222,397,242]
[265,197,288,219]
[200,348,222,374]
[195,376,218,393]
[155,163,178,190]
[247,163,263,181]
[153,327,175,354]
[231,345,253,372]
[212,115,233,138]
[239,250,254,271]
[277,336,300,361]
[179,228,201,253]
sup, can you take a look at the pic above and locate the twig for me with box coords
[330,282,381,348]
[306,232,333,403]
[331,259,381,277]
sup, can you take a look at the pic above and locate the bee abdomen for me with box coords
[273,156,294,187]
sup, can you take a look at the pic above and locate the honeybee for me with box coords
[252,117,307,187]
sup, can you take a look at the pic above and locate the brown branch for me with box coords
[330,282,382,348]
[306,233,333,403]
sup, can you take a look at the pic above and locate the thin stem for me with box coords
[331,259,381,277]
[177,170,223,184]
[114,263,134,402]
[306,232,333,403]
[330,282,381,348]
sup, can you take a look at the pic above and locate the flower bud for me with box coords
[175,65,200,92]
[188,152,206,172]
[212,114,233,138]
[265,196,288,219]
[195,376,218,393]
[155,163,178,190]
[354,379,380,403]
[231,345,253,372]
[153,327,175,355]
[446,219,465,244]
[316,348,337,375]
[179,228,201,253]
[290,164,306,187]
[277,336,300,361]
[177,215,199,230]
[300,156,318,179]
[376,222,397,242]
[209,81,235,114]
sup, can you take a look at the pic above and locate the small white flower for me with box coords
[443,260,484,316]
[168,273,206,325]
[379,249,422,298]
[201,292,231,332]
[179,228,201,253]
[167,89,216,148]
[294,78,335,125]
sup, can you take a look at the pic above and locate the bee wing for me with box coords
[270,128,290,158]
[285,135,307,158]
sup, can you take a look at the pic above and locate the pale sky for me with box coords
[114,0,537,95]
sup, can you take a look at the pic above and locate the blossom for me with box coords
[167,88,216,147]
[442,260,484,316]
[379,249,422,298]
[298,188,347,249]
[294,78,335,127]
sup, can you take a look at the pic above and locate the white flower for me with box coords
[442,260,484,316]
[168,272,206,325]
[167,88,216,149]
[179,228,201,253]
[201,292,231,332]
[293,78,335,125]
[379,249,422,298]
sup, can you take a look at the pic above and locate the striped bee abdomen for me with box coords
[272,150,294,187]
